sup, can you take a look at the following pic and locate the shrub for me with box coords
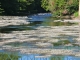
[74,11,78,17]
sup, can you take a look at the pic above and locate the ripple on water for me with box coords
[0,13,80,60]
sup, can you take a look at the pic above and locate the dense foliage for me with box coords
[0,0,79,16]
[41,0,79,17]
[0,0,45,15]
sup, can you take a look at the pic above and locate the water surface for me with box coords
[0,13,80,60]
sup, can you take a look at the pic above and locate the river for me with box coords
[0,13,80,60]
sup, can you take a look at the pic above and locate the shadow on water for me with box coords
[0,25,33,33]
[0,21,43,33]
[5,42,38,48]
[0,21,77,33]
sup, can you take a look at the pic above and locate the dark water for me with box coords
[0,13,80,60]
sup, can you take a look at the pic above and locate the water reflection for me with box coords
[42,20,77,26]
[0,21,43,33]
[0,51,80,60]
[0,25,35,33]
[19,54,80,60]
[51,55,80,60]
[19,54,50,60]
[64,56,80,60]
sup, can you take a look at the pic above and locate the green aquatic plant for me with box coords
[0,53,19,60]
[59,40,71,44]
[72,43,80,47]
[53,40,71,46]
[53,42,62,46]
[51,55,64,60]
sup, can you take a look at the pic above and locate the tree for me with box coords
[0,0,45,15]
[79,0,80,16]
[0,0,19,15]
[41,0,68,17]
[0,0,35,15]
[41,0,78,18]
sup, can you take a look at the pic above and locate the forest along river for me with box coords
[0,13,80,60]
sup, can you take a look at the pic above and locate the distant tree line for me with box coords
[0,0,46,15]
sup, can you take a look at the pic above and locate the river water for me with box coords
[0,13,80,60]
